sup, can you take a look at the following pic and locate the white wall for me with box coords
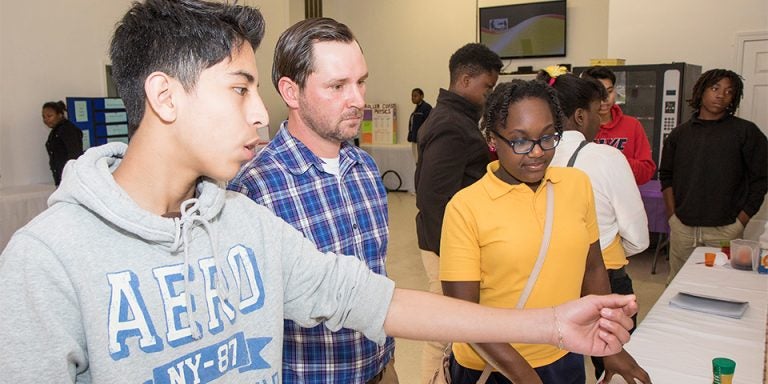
[325,0,475,142]
[0,0,292,188]
[246,0,291,138]
[323,0,609,144]
[1,1,766,187]
[607,0,768,71]
[0,1,132,188]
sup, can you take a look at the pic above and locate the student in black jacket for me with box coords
[408,87,432,163]
[414,43,501,383]
[659,69,768,283]
[42,100,84,185]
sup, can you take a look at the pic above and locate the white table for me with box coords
[359,143,415,192]
[0,184,56,251]
[608,246,768,383]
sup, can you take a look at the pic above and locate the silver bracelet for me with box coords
[552,306,565,350]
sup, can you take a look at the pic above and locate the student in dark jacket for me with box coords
[408,87,432,163]
[659,69,768,283]
[414,42,501,383]
[42,100,84,185]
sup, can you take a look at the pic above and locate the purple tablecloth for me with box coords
[638,179,670,234]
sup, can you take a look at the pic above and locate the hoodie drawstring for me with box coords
[171,198,232,340]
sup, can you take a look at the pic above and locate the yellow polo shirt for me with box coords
[440,162,599,369]
[602,234,628,270]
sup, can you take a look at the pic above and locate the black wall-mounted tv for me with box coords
[479,1,567,60]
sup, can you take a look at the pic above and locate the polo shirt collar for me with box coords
[482,160,562,200]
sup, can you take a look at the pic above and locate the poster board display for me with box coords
[361,103,396,144]
[66,97,128,148]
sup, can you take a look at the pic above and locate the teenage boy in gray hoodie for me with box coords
[0,1,637,383]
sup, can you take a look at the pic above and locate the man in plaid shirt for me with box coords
[228,17,397,384]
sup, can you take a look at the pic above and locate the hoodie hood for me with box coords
[50,142,230,339]
[600,104,625,131]
[50,142,226,252]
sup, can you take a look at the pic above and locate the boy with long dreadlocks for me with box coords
[659,69,767,283]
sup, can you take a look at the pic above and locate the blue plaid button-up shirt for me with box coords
[228,123,394,383]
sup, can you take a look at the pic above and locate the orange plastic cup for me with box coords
[704,252,716,267]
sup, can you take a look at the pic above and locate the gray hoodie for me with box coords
[0,142,394,383]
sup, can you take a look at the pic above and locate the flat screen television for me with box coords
[479,1,567,60]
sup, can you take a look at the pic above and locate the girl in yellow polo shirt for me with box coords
[439,80,649,384]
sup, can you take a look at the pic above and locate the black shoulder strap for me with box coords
[567,140,589,167]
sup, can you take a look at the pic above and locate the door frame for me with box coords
[735,30,768,74]
[735,30,768,122]
[735,30,768,241]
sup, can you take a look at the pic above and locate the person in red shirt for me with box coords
[581,66,656,185]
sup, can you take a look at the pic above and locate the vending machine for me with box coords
[573,63,702,178]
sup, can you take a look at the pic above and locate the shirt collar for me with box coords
[482,160,562,200]
[437,88,483,122]
[559,130,587,143]
[692,113,733,125]
[269,121,363,176]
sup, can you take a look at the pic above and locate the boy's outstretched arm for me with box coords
[383,289,637,357]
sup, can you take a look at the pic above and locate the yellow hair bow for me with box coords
[544,65,568,85]
[544,65,568,78]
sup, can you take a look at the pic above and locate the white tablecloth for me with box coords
[0,184,56,251]
[360,143,415,192]
[607,246,768,383]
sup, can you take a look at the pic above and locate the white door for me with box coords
[737,32,768,242]
[738,34,768,134]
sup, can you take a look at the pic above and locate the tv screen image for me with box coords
[479,1,566,59]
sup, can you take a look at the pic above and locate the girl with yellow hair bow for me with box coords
[544,65,569,85]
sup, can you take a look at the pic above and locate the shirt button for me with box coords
[352,223,358,230]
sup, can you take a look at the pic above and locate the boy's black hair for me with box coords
[449,43,503,85]
[412,88,424,96]
[689,69,744,116]
[110,0,266,138]
[481,80,565,142]
[581,65,616,86]
[272,17,356,91]
[536,71,607,119]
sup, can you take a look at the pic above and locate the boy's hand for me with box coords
[554,294,637,356]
